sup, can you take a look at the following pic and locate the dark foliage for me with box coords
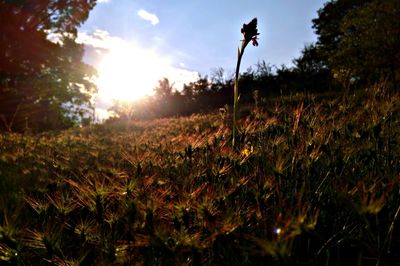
[312,0,400,91]
[0,0,97,132]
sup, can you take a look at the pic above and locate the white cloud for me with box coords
[76,29,124,50]
[45,29,74,45]
[137,9,159,25]
[97,0,111,3]
[165,66,199,89]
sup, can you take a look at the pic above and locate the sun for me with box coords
[96,43,170,102]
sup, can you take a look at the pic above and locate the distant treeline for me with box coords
[108,58,333,120]
[1,0,399,131]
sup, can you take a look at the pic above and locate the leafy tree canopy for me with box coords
[0,0,97,131]
[313,0,400,90]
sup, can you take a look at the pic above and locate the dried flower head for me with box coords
[241,18,260,46]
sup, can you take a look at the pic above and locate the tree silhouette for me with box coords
[0,0,97,131]
[292,44,332,93]
[313,0,400,90]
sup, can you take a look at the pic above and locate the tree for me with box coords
[154,78,174,99]
[153,78,183,117]
[210,67,226,91]
[312,0,369,61]
[0,0,97,131]
[292,44,333,92]
[337,0,400,89]
[108,100,136,120]
[312,0,400,90]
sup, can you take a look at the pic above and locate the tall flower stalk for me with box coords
[232,18,259,148]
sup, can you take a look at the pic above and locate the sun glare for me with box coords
[97,43,170,102]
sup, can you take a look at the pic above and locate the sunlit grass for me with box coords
[0,88,399,265]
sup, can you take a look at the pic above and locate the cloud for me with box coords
[76,29,124,50]
[137,9,159,25]
[45,30,75,45]
[97,0,111,3]
[165,66,199,90]
[76,30,199,89]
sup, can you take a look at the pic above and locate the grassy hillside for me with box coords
[1,88,399,265]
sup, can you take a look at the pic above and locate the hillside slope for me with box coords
[1,89,399,265]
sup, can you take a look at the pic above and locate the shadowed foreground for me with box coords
[1,89,399,265]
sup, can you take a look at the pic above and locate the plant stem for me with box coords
[232,41,246,148]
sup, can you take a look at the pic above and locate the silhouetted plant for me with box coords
[233,18,259,148]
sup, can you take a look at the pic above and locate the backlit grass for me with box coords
[0,88,399,265]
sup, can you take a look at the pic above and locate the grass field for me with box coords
[1,88,399,265]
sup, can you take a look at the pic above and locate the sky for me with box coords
[77,0,328,119]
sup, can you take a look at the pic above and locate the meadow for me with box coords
[0,87,399,265]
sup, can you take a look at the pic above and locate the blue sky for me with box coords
[77,0,328,119]
[80,0,327,76]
